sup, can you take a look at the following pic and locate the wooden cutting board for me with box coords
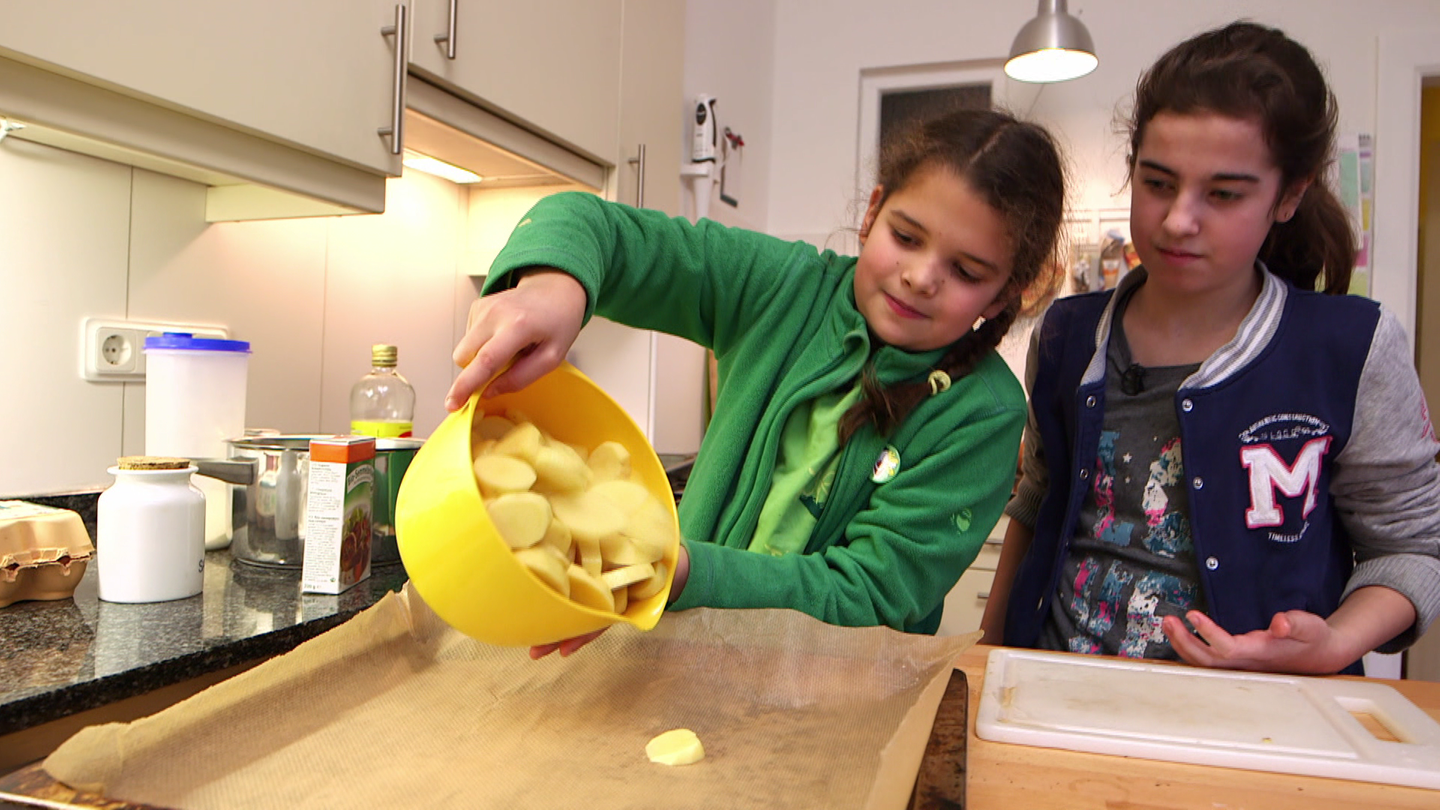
[976,648,1440,790]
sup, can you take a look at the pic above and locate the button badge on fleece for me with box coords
[871,446,900,484]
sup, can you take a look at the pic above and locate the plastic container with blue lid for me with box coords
[143,332,252,354]
[143,332,252,551]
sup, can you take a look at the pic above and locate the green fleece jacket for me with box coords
[484,192,1026,633]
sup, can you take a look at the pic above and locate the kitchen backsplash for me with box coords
[0,137,559,497]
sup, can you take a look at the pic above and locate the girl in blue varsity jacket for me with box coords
[981,21,1440,675]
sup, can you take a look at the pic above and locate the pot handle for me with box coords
[191,458,257,486]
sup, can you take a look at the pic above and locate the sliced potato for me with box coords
[467,409,679,616]
[473,414,516,442]
[646,729,705,766]
[588,479,651,515]
[514,546,570,597]
[549,490,627,543]
[629,561,668,600]
[539,518,573,557]
[473,454,537,497]
[471,438,497,461]
[600,533,659,566]
[567,564,614,612]
[588,441,632,483]
[601,563,655,591]
[573,535,604,577]
[494,422,543,463]
[532,444,592,494]
[486,492,551,549]
[623,498,677,562]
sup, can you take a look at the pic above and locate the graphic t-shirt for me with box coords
[1039,300,1208,659]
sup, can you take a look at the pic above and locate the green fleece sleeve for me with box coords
[481,192,820,355]
[671,376,1026,632]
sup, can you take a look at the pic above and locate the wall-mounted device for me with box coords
[683,94,720,221]
[691,95,718,163]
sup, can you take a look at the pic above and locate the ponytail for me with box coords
[1261,182,1356,294]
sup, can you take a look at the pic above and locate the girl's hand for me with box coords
[530,628,607,659]
[1162,610,1343,674]
[445,269,588,411]
[1162,586,1416,675]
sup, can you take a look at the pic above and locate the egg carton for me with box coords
[0,500,95,608]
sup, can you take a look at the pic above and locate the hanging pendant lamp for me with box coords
[1004,0,1098,83]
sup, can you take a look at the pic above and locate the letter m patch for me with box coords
[1240,437,1333,528]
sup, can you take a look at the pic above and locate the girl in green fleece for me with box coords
[446,109,1066,657]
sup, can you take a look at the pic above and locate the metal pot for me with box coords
[193,435,422,568]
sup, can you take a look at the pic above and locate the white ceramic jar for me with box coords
[97,457,206,603]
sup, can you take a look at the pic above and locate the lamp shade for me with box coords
[1005,0,1098,83]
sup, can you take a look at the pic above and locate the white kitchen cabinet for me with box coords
[409,0,623,163]
[939,516,1008,638]
[0,0,401,215]
[564,0,705,456]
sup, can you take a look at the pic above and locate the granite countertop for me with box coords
[0,548,408,735]
[1,456,696,738]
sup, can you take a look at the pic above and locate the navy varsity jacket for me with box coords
[1004,270,1382,663]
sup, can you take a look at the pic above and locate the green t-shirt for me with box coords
[749,386,863,556]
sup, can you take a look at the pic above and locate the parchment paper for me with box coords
[45,584,979,809]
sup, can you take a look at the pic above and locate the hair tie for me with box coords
[927,369,951,396]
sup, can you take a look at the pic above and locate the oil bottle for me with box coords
[350,344,415,438]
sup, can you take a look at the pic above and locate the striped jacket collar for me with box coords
[1079,263,1287,390]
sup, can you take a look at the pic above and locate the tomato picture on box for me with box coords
[301,436,375,594]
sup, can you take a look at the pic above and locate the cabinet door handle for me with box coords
[977,591,990,600]
[434,0,458,59]
[378,3,409,155]
[627,144,647,208]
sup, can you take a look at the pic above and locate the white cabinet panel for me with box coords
[409,0,622,162]
[939,568,995,638]
[0,141,131,495]
[937,516,1008,637]
[0,0,401,178]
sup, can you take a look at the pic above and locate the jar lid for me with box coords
[117,456,192,470]
[144,332,252,353]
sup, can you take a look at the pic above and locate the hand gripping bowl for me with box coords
[395,362,679,647]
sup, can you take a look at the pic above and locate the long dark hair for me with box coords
[1125,20,1356,293]
[839,108,1066,442]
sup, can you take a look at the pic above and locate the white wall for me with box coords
[683,0,775,231]
[763,0,1438,246]
[0,138,474,497]
[687,0,1440,377]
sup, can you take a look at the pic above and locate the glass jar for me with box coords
[97,457,206,603]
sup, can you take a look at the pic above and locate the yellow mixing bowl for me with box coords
[395,362,679,646]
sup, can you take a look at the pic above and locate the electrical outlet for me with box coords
[81,318,230,382]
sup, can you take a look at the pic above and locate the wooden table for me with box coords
[954,644,1440,810]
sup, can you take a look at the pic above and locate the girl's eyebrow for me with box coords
[890,208,1000,273]
[1138,158,1261,185]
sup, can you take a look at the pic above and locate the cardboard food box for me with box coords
[301,436,375,594]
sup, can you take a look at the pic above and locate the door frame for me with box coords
[856,60,1007,190]
[1373,29,1440,349]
